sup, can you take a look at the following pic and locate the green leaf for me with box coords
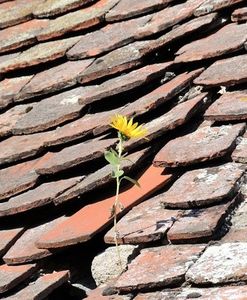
[112,169,124,178]
[104,150,120,166]
[122,176,141,187]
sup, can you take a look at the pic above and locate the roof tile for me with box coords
[0,228,25,257]
[153,124,246,167]
[194,0,245,16]
[232,133,247,163]
[113,244,205,293]
[160,163,245,208]
[232,7,247,22]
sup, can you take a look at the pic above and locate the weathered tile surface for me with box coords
[186,243,247,284]
[13,88,86,134]
[232,7,247,22]
[37,0,120,41]
[0,36,80,73]
[16,59,93,101]
[0,177,82,217]
[67,15,151,59]
[104,196,181,244]
[232,132,247,163]
[36,166,173,248]
[36,137,116,175]
[205,91,247,121]
[5,271,69,300]
[160,163,244,208]
[175,23,247,63]
[0,264,37,293]
[114,244,205,292]
[194,54,247,86]
[0,76,33,109]
[153,124,245,167]
[0,228,24,257]
[3,217,67,264]
[194,0,245,16]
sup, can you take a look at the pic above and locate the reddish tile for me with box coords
[16,59,93,101]
[77,41,151,83]
[78,62,173,103]
[54,148,150,205]
[153,124,245,167]
[67,15,150,59]
[232,133,247,163]
[0,159,40,200]
[36,166,173,248]
[159,163,245,208]
[175,23,247,63]
[0,264,37,293]
[0,19,48,53]
[194,54,247,87]
[88,285,132,299]
[186,242,247,284]
[35,137,116,175]
[205,91,247,121]
[33,0,94,17]
[5,271,69,300]
[113,244,205,293]
[223,228,247,242]
[13,88,86,134]
[0,76,33,110]
[0,177,82,217]
[104,196,181,244]
[167,201,233,242]
[134,290,180,300]
[0,228,24,257]
[232,7,247,22]
[105,0,171,21]
[0,103,35,137]
[37,0,120,41]
[0,36,80,73]
[125,93,210,151]
[194,0,245,16]
[3,217,67,264]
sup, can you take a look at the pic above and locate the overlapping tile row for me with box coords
[0,0,247,299]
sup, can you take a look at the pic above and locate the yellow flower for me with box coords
[110,114,148,139]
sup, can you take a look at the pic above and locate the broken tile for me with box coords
[13,88,86,134]
[232,133,247,163]
[204,91,247,121]
[104,196,181,244]
[0,36,80,73]
[78,62,173,104]
[77,41,151,83]
[67,15,151,59]
[186,242,247,284]
[175,23,247,63]
[16,59,93,101]
[0,177,82,217]
[194,54,247,87]
[36,166,173,248]
[35,137,116,175]
[0,76,33,109]
[0,103,35,137]
[167,200,233,242]
[33,0,94,17]
[232,7,247,22]
[160,163,245,208]
[0,264,37,293]
[126,93,209,151]
[37,0,119,41]
[0,19,48,53]
[114,244,205,293]
[5,271,69,300]
[194,0,245,16]
[3,217,67,264]
[0,228,24,257]
[153,124,245,167]
[0,159,40,201]
[54,148,150,205]
[105,0,171,21]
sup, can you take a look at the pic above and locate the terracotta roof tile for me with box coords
[153,124,246,167]
[0,228,25,257]
[194,0,245,16]
[232,7,247,22]
[232,133,247,163]
[0,264,37,294]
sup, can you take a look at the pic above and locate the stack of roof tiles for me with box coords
[0,0,247,299]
